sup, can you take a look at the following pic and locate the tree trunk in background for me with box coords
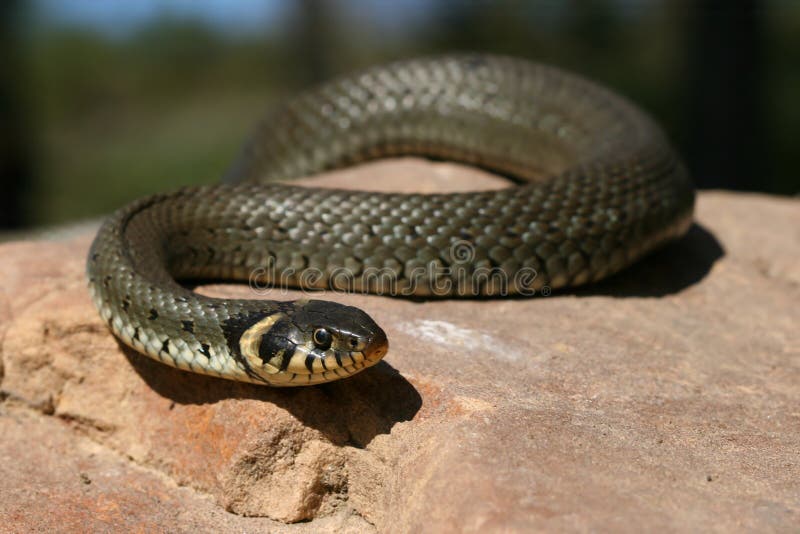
[686,0,765,191]
[0,0,34,229]
[290,0,335,86]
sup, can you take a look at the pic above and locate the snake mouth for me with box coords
[270,328,388,386]
[266,348,381,386]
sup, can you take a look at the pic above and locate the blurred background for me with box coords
[1,0,797,231]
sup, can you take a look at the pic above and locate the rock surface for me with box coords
[1,158,798,532]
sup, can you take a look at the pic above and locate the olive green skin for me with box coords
[86,54,695,386]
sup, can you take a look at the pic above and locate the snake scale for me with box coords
[87,54,695,386]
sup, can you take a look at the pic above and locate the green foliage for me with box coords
[25,19,287,224]
[15,2,800,227]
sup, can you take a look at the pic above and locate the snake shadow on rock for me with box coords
[120,342,421,448]
[570,223,724,298]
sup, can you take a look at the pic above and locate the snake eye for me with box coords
[312,328,332,350]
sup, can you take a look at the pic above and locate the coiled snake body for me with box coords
[87,54,694,386]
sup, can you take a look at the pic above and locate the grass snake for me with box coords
[87,54,695,386]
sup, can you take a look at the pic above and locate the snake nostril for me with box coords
[364,328,388,360]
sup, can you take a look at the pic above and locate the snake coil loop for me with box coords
[87,54,694,386]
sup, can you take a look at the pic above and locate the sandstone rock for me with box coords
[1,159,798,532]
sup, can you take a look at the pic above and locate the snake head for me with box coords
[235,300,388,386]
